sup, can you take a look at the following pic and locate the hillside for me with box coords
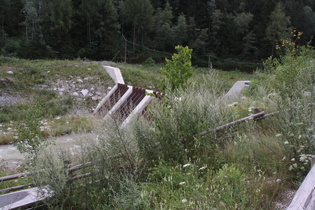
[2,54,311,209]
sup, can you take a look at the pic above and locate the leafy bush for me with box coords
[248,40,315,179]
[134,73,237,164]
[159,45,193,91]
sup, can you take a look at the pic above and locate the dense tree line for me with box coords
[0,0,314,69]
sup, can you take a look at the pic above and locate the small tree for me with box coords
[160,45,193,91]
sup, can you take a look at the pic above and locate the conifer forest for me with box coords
[1,0,315,69]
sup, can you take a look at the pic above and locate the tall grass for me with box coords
[11,49,315,208]
[27,70,287,209]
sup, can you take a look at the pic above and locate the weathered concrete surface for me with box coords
[0,187,50,209]
[224,81,250,98]
[103,66,125,84]
[288,164,315,210]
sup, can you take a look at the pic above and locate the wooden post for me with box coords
[208,54,212,70]
[124,38,127,63]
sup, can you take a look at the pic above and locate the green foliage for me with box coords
[135,73,237,164]
[140,162,263,209]
[2,0,315,64]
[160,45,193,91]
[260,40,315,99]
[124,0,154,45]
[266,2,291,53]
[248,40,315,180]
[143,57,155,66]
[16,111,45,156]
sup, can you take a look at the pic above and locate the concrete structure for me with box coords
[94,66,163,127]
[94,83,158,127]
[224,81,250,98]
[97,65,252,127]
[103,66,125,84]
[288,156,315,210]
[0,187,50,209]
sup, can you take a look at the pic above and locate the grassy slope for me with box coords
[0,57,254,144]
[1,58,296,209]
[0,57,114,144]
[114,62,253,91]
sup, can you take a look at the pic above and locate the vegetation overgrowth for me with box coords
[2,40,314,209]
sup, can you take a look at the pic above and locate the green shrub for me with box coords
[143,57,155,66]
[247,41,315,180]
[133,73,237,164]
[159,45,193,91]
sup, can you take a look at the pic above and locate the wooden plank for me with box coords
[0,183,34,193]
[0,172,32,182]
[196,111,266,137]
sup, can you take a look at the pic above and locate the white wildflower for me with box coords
[199,166,207,171]
[179,182,185,185]
[267,93,277,97]
[284,141,289,145]
[182,199,187,203]
[175,97,182,101]
[300,154,308,162]
[289,165,294,171]
[276,133,282,137]
[228,102,238,107]
[291,158,295,162]
[183,163,191,168]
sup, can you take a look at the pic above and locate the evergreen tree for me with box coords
[80,0,98,47]
[124,0,154,46]
[44,0,73,57]
[301,6,315,45]
[0,0,9,51]
[174,14,188,46]
[191,28,209,54]
[94,0,120,59]
[153,2,175,51]
[23,0,45,43]
[207,0,223,54]
[78,0,120,59]
[266,2,291,54]
[20,0,53,58]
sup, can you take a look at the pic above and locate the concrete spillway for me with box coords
[95,66,250,127]
[94,83,157,127]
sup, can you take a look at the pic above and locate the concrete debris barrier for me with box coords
[0,187,50,210]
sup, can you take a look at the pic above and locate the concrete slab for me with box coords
[224,81,250,98]
[0,187,50,209]
[103,66,125,84]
